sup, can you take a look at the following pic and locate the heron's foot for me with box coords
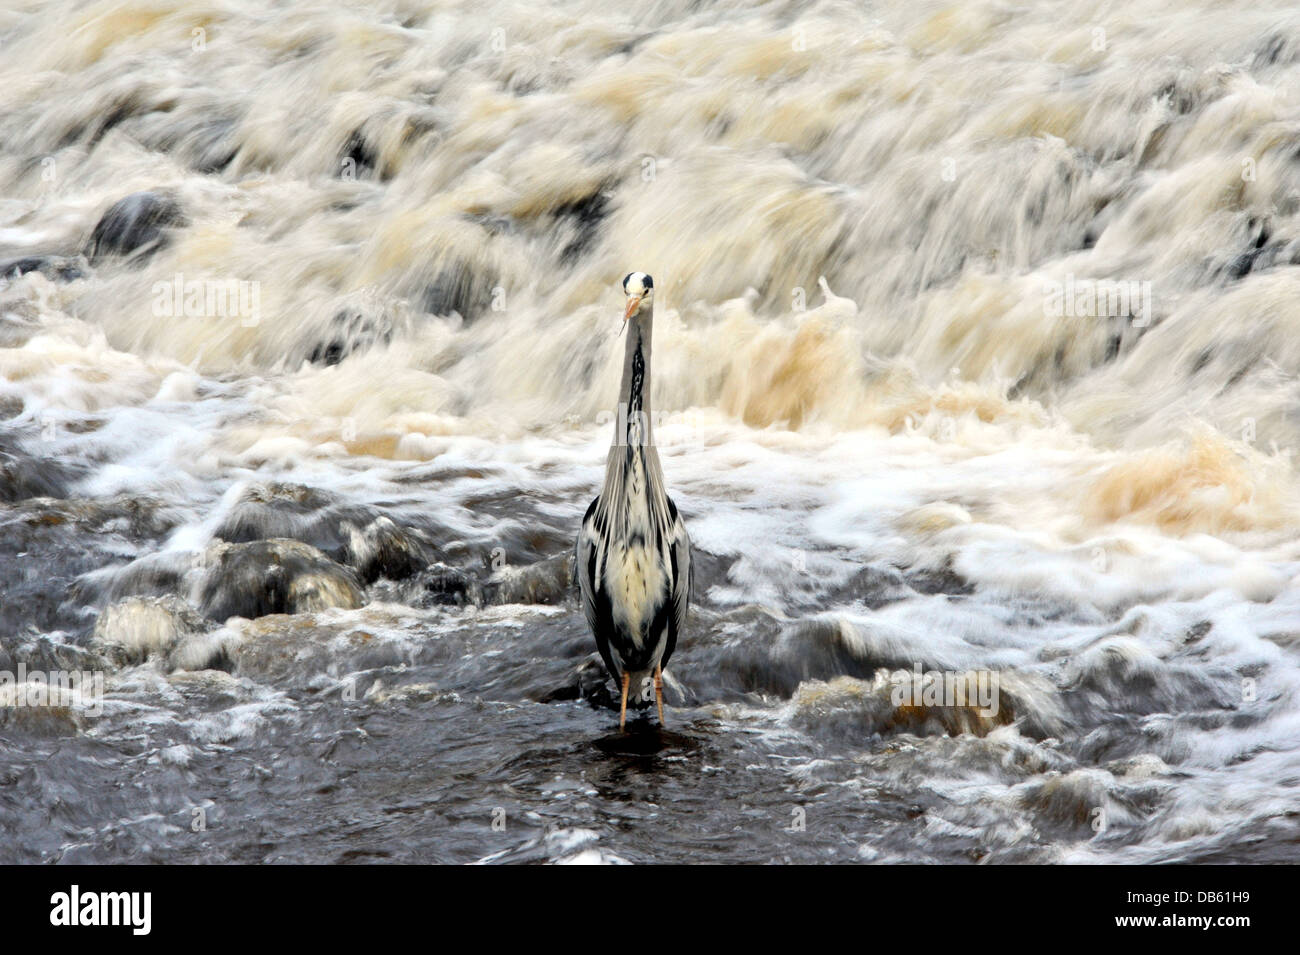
[654,665,665,725]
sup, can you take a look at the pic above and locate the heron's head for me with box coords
[622,271,654,324]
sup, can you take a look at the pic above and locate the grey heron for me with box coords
[575,272,693,731]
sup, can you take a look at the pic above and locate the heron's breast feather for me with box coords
[607,544,667,648]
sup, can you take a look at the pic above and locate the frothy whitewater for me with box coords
[1,0,1298,863]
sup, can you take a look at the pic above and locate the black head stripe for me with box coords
[623,272,633,291]
[642,274,652,289]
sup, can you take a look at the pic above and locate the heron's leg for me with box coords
[618,672,630,732]
[654,665,665,725]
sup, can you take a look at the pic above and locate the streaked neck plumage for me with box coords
[616,303,653,449]
[600,303,668,542]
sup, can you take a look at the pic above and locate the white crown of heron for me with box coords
[622,271,654,325]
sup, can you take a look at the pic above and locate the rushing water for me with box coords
[2,0,1300,864]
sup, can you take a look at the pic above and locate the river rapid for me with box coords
[1,0,1300,863]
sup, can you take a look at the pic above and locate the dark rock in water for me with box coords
[342,516,434,583]
[215,482,334,539]
[419,261,496,321]
[87,191,186,263]
[481,553,572,605]
[307,308,393,365]
[196,539,365,622]
[549,657,618,708]
[214,482,358,561]
[1222,216,1291,280]
[554,187,612,263]
[720,616,914,699]
[213,482,441,576]
[684,547,732,607]
[839,563,912,609]
[0,494,181,638]
[0,701,85,737]
[905,559,974,597]
[1255,32,1296,68]
[0,255,86,283]
[184,118,239,175]
[138,115,240,175]
[67,550,187,610]
[0,438,74,502]
[339,129,387,180]
[408,562,479,608]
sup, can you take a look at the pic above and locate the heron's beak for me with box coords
[622,295,641,330]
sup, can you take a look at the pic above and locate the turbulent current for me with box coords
[1,0,1299,864]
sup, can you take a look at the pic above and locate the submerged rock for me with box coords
[840,563,912,608]
[481,553,572,606]
[0,691,87,736]
[418,260,496,321]
[338,128,391,181]
[196,539,365,622]
[92,595,218,668]
[342,516,434,583]
[213,483,438,578]
[0,255,86,283]
[1015,769,1118,836]
[791,669,1063,742]
[214,482,338,547]
[0,494,180,639]
[738,617,911,697]
[307,308,394,365]
[407,562,479,608]
[0,439,74,502]
[87,191,186,263]
[553,187,612,263]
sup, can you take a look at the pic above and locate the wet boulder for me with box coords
[215,482,335,542]
[87,191,186,263]
[0,682,88,736]
[839,563,912,608]
[342,516,434,583]
[214,482,437,579]
[0,438,74,502]
[797,668,1064,742]
[733,617,914,698]
[213,482,367,561]
[0,494,181,639]
[553,187,611,263]
[307,308,393,365]
[92,595,217,668]
[481,553,572,606]
[196,539,365,622]
[418,260,497,321]
[0,255,86,283]
[407,562,479,608]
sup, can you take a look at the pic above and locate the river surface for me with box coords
[1,0,1300,863]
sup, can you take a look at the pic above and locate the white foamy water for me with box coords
[1,0,1299,863]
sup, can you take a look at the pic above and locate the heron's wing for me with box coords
[661,495,692,669]
[575,495,619,678]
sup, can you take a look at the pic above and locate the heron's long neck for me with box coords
[600,304,667,538]
[615,305,653,448]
